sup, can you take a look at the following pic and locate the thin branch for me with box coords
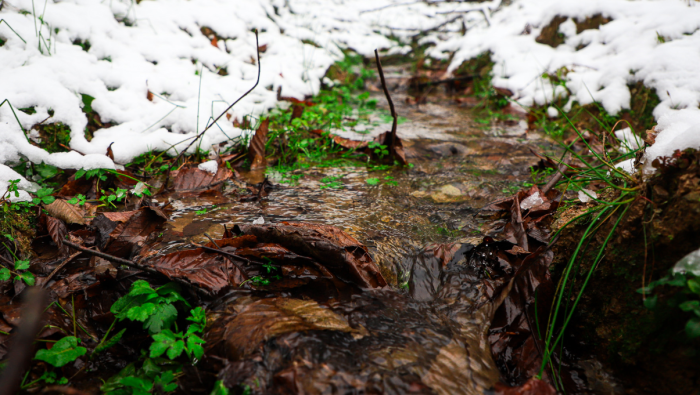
[163,30,262,189]
[42,251,82,288]
[61,240,209,296]
[374,49,397,151]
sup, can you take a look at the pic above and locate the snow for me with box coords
[520,191,543,210]
[198,160,218,175]
[3,0,700,199]
[578,188,597,203]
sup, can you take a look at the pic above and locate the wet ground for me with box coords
[156,67,558,289]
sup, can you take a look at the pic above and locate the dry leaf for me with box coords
[249,119,269,170]
[43,199,86,225]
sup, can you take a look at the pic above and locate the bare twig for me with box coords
[203,233,220,249]
[542,158,571,194]
[374,49,397,152]
[163,30,262,189]
[61,240,209,296]
[0,288,49,395]
[42,251,82,288]
[193,243,251,272]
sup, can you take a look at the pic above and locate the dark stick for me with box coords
[61,240,209,296]
[0,287,49,395]
[42,251,82,288]
[542,158,571,194]
[163,30,262,190]
[194,244,251,271]
[203,233,220,249]
[374,49,398,151]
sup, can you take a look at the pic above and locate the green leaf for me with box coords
[166,339,185,360]
[42,196,55,205]
[35,336,87,367]
[679,300,700,312]
[94,328,126,355]
[150,330,177,358]
[0,268,10,281]
[210,380,230,395]
[127,302,156,322]
[81,94,95,113]
[365,178,379,186]
[14,260,30,271]
[187,334,205,360]
[688,279,700,295]
[35,163,58,179]
[643,295,658,309]
[187,307,206,326]
[18,271,35,286]
[35,187,54,198]
[144,303,178,334]
[74,169,86,180]
[141,358,161,378]
[686,317,700,338]
[120,376,153,391]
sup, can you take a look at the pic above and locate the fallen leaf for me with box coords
[235,222,387,288]
[248,118,269,170]
[43,199,86,225]
[171,165,233,192]
[46,216,69,256]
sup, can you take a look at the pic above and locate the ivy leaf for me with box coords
[141,358,161,378]
[0,268,10,281]
[688,279,700,295]
[686,317,700,338]
[144,303,178,334]
[365,178,379,186]
[35,336,87,367]
[127,302,156,322]
[155,370,177,392]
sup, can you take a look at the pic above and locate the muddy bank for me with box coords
[550,150,700,394]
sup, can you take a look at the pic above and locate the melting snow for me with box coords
[520,192,544,210]
[2,0,700,199]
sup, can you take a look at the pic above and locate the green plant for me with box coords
[35,336,87,367]
[100,281,207,394]
[319,175,344,189]
[67,194,87,206]
[368,141,388,159]
[0,257,35,286]
[639,272,700,338]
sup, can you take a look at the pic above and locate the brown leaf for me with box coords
[171,165,233,191]
[106,142,115,161]
[248,118,269,170]
[147,246,246,294]
[219,297,359,360]
[290,105,304,121]
[43,199,86,225]
[147,90,154,101]
[56,174,95,198]
[309,129,369,150]
[495,378,556,395]
[97,207,168,258]
[46,216,69,256]
[235,222,387,288]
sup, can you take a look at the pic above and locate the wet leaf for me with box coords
[46,216,69,256]
[219,297,359,359]
[150,329,185,359]
[35,336,87,367]
[249,118,269,170]
[235,222,387,288]
[171,165,233,192]
[43,199,86,225]
[96,207,167,258]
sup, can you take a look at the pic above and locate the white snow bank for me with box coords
[198,160,218,175]
[431,0,700,174]
[0,0,492,197]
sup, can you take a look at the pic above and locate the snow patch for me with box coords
[198,160,218,175]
